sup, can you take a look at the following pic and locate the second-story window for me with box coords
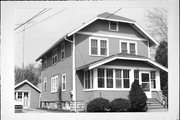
[52,49,57,65]
[61,42,65,60]
[109,21,118,31]
[120,41,137,55]
[90,37,109,56]
[44,56,47,69]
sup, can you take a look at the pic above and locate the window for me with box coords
[51,76,58,93]
[109,21,118,31]
[91,39,98,55]
[17,92,22,99]
[134,70,139,82]
[120,41,137,55]
[106,69,113,88]
[100,40,107,55]
[98,69,105,88]
[84,70,93,89]
[115,69,122,88]
[43,78,47,91]
[52,49,58,64]
[121,42,128,54]
[62,74,66,91]
[61,42,65,60]
[151,71,156,89]
[44,56,47,69]
[123,70,130,88]
[90,37,108,56]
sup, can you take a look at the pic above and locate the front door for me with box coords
[141,72,151,98]
[23,92,29,108]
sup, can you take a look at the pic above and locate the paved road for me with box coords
[22,108,50,113]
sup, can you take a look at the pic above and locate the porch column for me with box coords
[93,68,98,89]
[156,71,161,91]
[129,69,134,88]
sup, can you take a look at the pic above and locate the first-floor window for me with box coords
[62,74,66,91]
[115,69,122,88]
[106,69,113,88]
[134,70,139,82]
[151,71,156,89]
[17,92,22,99]
[84,70,93,89]
[123,70,130,88]
[98,69,105,88]
[51,76,58,93]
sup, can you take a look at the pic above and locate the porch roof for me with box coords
[76,53,168,72]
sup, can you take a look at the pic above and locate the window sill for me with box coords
[89,54,109,57]
[83,88,131,91]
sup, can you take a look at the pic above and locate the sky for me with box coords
[14,7,151,68]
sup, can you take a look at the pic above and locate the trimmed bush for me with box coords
[87,98,110,112]
[110,98,131,112]
[129,80,148,112]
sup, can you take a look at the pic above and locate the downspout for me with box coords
[65,35,77,112]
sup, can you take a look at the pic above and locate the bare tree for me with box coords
[144,8,167,42]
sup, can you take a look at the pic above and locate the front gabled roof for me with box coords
[76,53,168,72]
[15,80,41,93]
[36,12,158,61]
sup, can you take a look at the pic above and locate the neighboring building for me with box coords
[36,12,168,110]
[14,80,41,109]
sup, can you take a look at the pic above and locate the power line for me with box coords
[105,8,122,19]
[15,9,66,34]
[15,8,51,31]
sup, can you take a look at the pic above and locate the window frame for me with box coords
[109,21,119,31]
[119,40,137,55]
[89,37,109,56]
[51,76,58,93]
[150,71,156,89]
[62,74,66,91]
[84,70,93,90]
[44,56,47,69]
[61,42,65,60]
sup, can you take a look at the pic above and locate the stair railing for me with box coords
[154,91,168,109]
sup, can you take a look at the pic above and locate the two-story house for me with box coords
[36,12,168,110]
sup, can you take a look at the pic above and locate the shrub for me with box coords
[87,98,110,112]
[110,98,131,112]
[129,80,148,112]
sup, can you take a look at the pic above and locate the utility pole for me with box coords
[22,26,25,80]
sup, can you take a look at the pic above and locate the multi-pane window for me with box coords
[90,37,108,56]
[123,70,130,88]
[84,70,93,89]
[17,92,22,99]
[115,69,122,88]
[109,21,118,31]
[151,71,156,89]
[100,40,107,55]
[61,42,65,60]
[51,76,58,93]
[120,41,137,55]
[52,49,58,64]
[121,42,128,54]
[62,74,66,91]
[91,39,98,55]
[44,56,47,69]
[98,69,105,88]
[106,69,113,88]
[43,78,47,91]
[130,43,136,55]
[134,70,139,82]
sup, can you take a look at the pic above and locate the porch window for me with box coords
[100,40,107,55]
[62,74,66,91]
[106,69,113,88]
[17,92,22,99]
[134,70,139,82]
[121,42,128,54]
[61,42,65,60]
[52,49,58,64]
[123,70,130,88]
[115,69,122,88]
[151,71,156,89]
[130,43,136,55]
[109,21,118,31]
[98,69,105,88]
[51,76,58,93]
[84,70,93,89]
[91,39,98,55]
